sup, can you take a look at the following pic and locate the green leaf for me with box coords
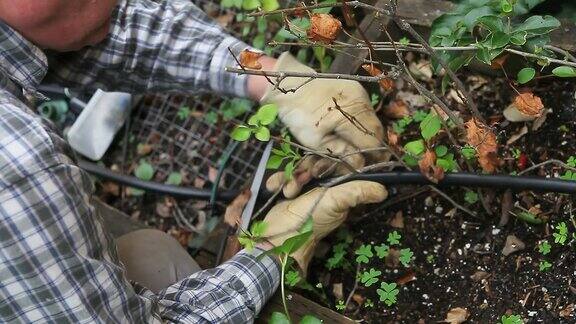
[435,145,448,157]
[538,260,552,272]
[276,18,310,39]
[204,111,218,124]
[355,244,373,264]
[221,0,235,8]
[387,231,401,246]
[538,240,551,255]
[491,31,510,48]
[238,234,256,251]
[510,31,527,45]
[269,311,291,324]
[514,15,561,37]
[272,231,312,255]
[461,146,476,159]
[242,0,260,10]
[165,172,182,186]
[134,161,154,181]
[399,248,413,267]
[463,6,494,30]
[253,33,266,50]
[552,66,576,78]
[404,140,425,157]
[374,244,389,259]
[254,126,271,141]
[231,126,252,142]
[476,15,505,33]
[300,315,323,324]
[296,48,309,63]
[360,268,382,287]
[517,67,536,84]
[261,0,279,11]
[464,191,479,204]
[284,160,295,179]
[437,153,458,172]
[267,154,284,169]
[256,104,278,125]
[285,270,301,287]
[299,216,314,234]
[377,282,399,306]
[257,17,268,33]
[420,113,442,140]
[500,0,513,13]
[250,221,267,238]
[515,211,544,224]
[399,37,410,45]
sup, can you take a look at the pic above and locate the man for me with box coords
[0,0,387,322]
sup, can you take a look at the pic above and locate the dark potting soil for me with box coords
[304,75,576,323]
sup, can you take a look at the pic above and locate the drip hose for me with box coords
[79,160,576,202]
[78,160,239,201]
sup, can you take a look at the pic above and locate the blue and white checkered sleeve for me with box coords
[46,0,251,98]
[0,90,280,323]
[148,248,281,323]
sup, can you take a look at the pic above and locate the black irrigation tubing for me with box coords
[79,160,576,203]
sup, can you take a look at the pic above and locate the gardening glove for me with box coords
[263,181,388,275]
[261,52,386,199]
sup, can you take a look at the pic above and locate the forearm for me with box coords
[45,0,252,97]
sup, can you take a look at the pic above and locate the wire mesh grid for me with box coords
[131,93,267,192]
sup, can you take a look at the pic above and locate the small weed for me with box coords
[335,300,346,311]
[501,314,523,324]
[399,248,414,267]
[374,243,389,259]
[360,268,382,287]
[176,106,190,120]
[553,222,568,245]
[426,254,435,264]
[539,260,552,272]
[355,244,374,264]
[464,191,479,204]
[364,298,374,308]
[285,270,301,287]
[377,282,399,306]
[387,231,402,246]
[538,240,551,255]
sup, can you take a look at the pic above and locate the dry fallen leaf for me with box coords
[560,304,575,318]
[352,294,365,306]
[307,13,342,44]
[385,99,410,119]
[444,307,469,324]
[387,128,399,146]
[418,149,445,183]
[465,118,501,173]
[490,54,509,69]
[513,92,544,116]
[332,283,344,301]
[239,49,264,69]
[396,270,416,285]
[361,64,395,91]
[224,189,251,227]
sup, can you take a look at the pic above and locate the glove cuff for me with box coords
[259,52,316,103]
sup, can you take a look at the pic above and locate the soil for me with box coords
[304,73,576,323]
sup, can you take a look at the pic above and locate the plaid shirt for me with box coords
[0,0,280,323]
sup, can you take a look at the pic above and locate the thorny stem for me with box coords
[381,26,462,127]
[272,135,359,174]
[225,67,395,84]
[390,16,483,122]
[247,0,393,17]
[517,159,576,176]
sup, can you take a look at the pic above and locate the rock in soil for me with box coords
[502,235,526,256]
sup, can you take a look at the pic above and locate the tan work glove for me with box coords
[263,181,388,274]
[261,52,386,198]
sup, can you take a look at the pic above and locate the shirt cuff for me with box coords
[220,247,281,313]
[209,36,252,98]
